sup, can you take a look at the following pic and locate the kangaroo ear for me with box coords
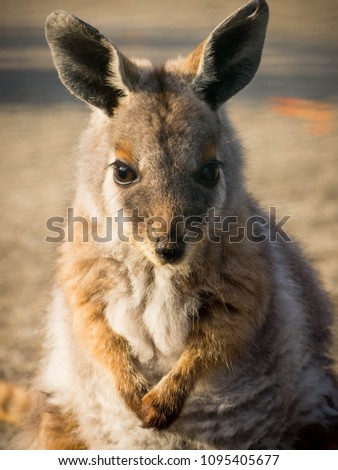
[45,11,139,115]
[184,0,269,108]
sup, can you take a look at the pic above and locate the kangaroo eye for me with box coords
[197,161,220,187]
[112,161,139,186]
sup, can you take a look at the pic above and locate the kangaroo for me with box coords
[8,0,338,449]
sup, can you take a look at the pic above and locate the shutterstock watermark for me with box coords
[45,207,292,244]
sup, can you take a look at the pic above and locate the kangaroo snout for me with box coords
[155,234,185,264]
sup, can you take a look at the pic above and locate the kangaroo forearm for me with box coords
[58,251,150,415]
[140,308,258,429]
[66,295,149,415]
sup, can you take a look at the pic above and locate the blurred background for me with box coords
[0,0,337,448]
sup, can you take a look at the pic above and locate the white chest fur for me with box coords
[105,265,199,371]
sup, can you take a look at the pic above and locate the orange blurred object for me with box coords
[270,97,336,135]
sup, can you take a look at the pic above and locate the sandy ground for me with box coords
[0,0,338,448]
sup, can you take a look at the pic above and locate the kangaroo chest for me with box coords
[105,266,199,371]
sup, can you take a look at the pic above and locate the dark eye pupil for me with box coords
[197,162,220,187]
[201,165,219,181]
[113,161,138,185]
[118,167,129,180]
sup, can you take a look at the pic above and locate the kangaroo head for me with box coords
[45,1,269,267]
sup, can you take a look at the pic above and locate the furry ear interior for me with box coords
[184,0,269,108]
[45,11,139,115]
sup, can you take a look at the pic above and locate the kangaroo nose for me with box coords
[155,237,185,263]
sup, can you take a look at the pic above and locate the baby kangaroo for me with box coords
[13,0,338,449]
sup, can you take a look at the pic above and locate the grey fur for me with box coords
[16,0,338,449]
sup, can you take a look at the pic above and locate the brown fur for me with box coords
[7,1,338,449]
[56,211,270,430]
[57,233,151,419]
[201,140,217,162]
[0,382,31,425]
[115,139,137,166]
[183,40,207,77]
[13,391,86,449]
[37,406,87,450]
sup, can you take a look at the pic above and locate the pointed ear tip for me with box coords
[45,10,74,31]
[254,0,268,6]
[249,0,269,28]
[46,10,68,23]
[255,0,269,16]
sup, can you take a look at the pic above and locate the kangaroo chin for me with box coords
[9,0,338,450]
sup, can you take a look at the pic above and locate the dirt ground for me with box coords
[0,0,338,449]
